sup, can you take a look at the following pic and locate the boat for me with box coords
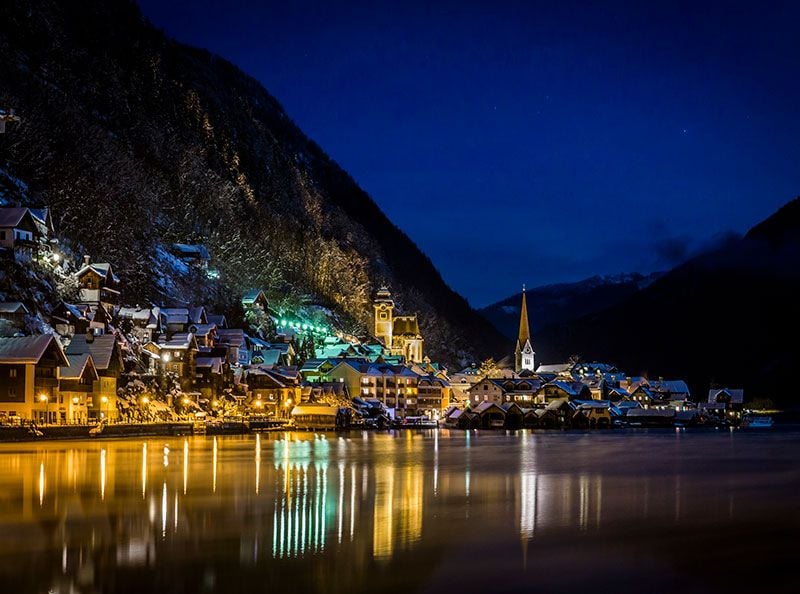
[741,415,774,428]
[398,416,438,429]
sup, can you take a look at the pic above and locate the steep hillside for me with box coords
[0,0,506,365]
[536,198,800,403]
[480,273,662,340]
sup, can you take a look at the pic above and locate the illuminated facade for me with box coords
[514,287,535,373]
[372,287,424,363]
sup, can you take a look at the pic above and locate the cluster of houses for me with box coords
[0,204,746,429]
[0,205,454,424]
[442,290,747,429]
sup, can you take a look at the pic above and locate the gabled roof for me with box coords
[29,208,53,231]
[536,363,573,374]
[707,388,744,404]
[206,313,227,328]
[472,401,506,415]
[0,302,29,314]
[188,306,206,324]
[650,379,691,395]
[0,334,68,365]
[61,353,99,381]
[241,289,267,306]
[65,334,121,370]
[117,306,160,328]
[0,207,36,228]
[159,333,198,350]
[216,328,246,347]
[76,262,119,283]
[196,356,223,374]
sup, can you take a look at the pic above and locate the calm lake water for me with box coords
[0,428,798,593]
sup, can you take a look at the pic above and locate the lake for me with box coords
[0,428,798,593]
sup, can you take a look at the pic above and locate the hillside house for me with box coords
[76,256,120,313]
[117,306,161,342]
[0,302,29,333]
[0,207,39,262]
[143,333,199,392]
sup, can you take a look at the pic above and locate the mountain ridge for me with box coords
[0,0,507,365]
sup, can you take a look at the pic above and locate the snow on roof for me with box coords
[0,302,29,314]
[76,262,119,283]
[171,243,210,259]
[707,388,744,404]
[66,335,119,370]
[0,207,34,228]
[196,356,223,374]
[0,334,68,365]
[536,363,573,374]
[206,314,227,328]
[61,353,98,380]
[650,379,691,395]
[159,333,197,350]
[241,289,267,305]
[473,401,505,415]
[216,328,245,346]
[291,404,338,417]
[254,349,281,366]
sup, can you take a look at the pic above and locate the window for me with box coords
[0,231,5,240]
[9,369,17,378]
[8,387,16,397]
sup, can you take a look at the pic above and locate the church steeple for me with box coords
[517,285,530,347]
[515,286,535,373]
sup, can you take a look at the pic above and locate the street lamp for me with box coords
[39,393,48,425]
[101,395,108,421]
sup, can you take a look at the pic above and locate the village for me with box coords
[0,205,754,437]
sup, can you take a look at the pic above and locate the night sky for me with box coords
[137,0,800,306]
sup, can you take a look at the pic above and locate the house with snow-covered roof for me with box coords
[0,334,69,423]
[76,255,120,313]
[0,207,39,262]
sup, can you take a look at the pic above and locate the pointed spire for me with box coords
[518,285,530,346]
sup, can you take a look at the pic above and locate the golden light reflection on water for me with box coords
[0,430,784,594]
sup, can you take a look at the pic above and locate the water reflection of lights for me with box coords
[100,448,106,500]
[519,432,536,540]
[255,433,261,495]
[212,436,218,493]
[141,442,147,498]
[271,437,334,558]
[38,461,44,507]
[183,439,189,495]
[161,481,167,538]
[373,465,394,560]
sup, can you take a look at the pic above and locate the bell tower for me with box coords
[515,286,535,373]
[373,286,394,349]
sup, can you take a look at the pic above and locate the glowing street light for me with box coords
[39,393,49,425]
[100,395,108,420]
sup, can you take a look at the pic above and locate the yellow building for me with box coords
[372,287,424,363]
[0,334,69,423]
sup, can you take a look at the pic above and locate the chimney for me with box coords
[83,255,91,266]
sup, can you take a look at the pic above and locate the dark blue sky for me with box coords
[137,0,800,306]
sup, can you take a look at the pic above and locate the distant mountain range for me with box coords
[480,272,663,340]
[482,198,800,404]
[0,0,506,366]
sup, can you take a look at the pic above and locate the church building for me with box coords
[515,287,535,373]
[372,287,424,363]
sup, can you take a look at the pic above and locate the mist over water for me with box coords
[1,429,798,593]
